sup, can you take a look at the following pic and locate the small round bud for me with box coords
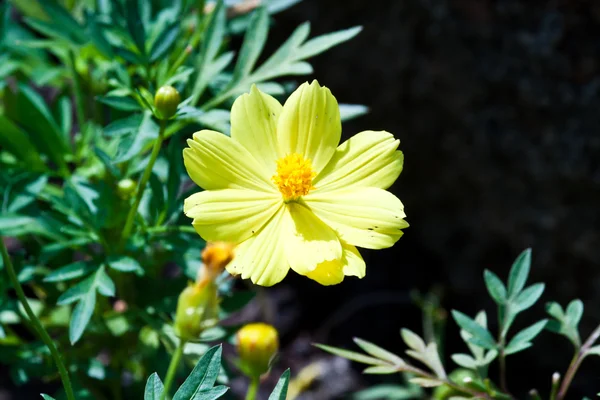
[174,281,220,341]
[154,86,181,120]
[117,178,137,199]
[236,323,279,378]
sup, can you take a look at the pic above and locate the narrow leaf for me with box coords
[314,343,385,366]
[507,248,532,298]
[400,329,426,352]
[451,310,496,349]
[144,373,164,400]
[513,283,545,312]
[484,269,507,304]
[232,7,269,82]
[505,320,548,355]
[69,290,97,344]
[353,338,404,365]
[173,345,222,400]
[44,261,95,282]
[268,369,290,400]
[363,365,399,374]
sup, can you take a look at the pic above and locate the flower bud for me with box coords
[154,86,180,120]
[117,178,137,199]
[174,281,220,341]
[236,323,279,378]
[197,242,235,283]
[433,369,478,400]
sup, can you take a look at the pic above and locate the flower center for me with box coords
[272,153,316,201]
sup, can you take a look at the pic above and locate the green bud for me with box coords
[117,178,137,199]
[433,369,478,400]
[174,281,220,341]
[154,85,181,120]
[236,323,279,378]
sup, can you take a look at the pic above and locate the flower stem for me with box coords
[245,376,260,400]
[556,323,600,400]
[121,119,166,248]
[161,340,187,400]
[146,225,197,235]
[68,50,86,133]
[0,237,76,400]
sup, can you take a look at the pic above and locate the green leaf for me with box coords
[231,7,269,83]
[125,0,146,57]
[400,328,425,352]
[0,115,44,168]
[103,114,144,137]
[40,395,56,400]
[353,338,404,365]
[44,261,96,283]
[107,256,143,274]
[409,378,443,388]
[190,386,228,400]
[566,299,584,326]
[296,25,362,60]
[314,343,385,365]
[505,320,548,355]
[69,289,97,344]
[57,274,96,305]
[39,0,86,45]
[484,269,507,304]
[545,301,582,348]
[173,345,222,400]
[149,23,180,63]
[144,372,164,400]
[96,95,143,111]
[268,369,290,400]
[513,283,545,312]
[451,310,497,349]
[586,345,600,357]
[113,112,159,163]
[451,353,477,369]
[86,11,113,57]
[96,267,115,297]
[352,384,419,400]
[339,104,369,122]
[363,365,400,374]
[507,248,532,298]
[191,0,227,103]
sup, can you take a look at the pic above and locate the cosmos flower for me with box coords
[183,81,408,286]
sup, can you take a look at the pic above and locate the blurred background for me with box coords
[263,0,600,398]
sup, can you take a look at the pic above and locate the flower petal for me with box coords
[230,85,282,172]
[342,243,366,278]
[226,205,289,287]
[305,187,408,249]
[283,202,342,275]
[313,130,403,192]
[277,81,341,173]
[184,189,281,244]
[304,242,365,285]
[183,130,275,192]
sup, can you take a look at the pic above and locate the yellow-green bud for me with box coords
[433,369,478,400]
[117,178,137,199]
[174,281,220,341]
[154,86,181,120]
[236,323,279,378]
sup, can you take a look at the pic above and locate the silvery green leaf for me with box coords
[268,369,290,400]
[144,373,164,400]
[513,283,545,312]
[484,269,507,304]
[566,300,584,326]
[409,378,443,388]
[340,104,369,122]
[363,365,399,375]
[401,329,426,352]
[69,289,97,344]
[505,320,548,355]
[452,311,497,350]
[231,7,269,82]
[315,343,385,366]
[545,301,581,348]
[451,353,477,369]
[353,338,405,365]
[507,248,532,298]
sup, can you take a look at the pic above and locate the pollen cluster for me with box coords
[272,153,316,201]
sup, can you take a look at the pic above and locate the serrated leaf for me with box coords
[69,289,97,344]
[451,311,496,350]
[44,261,96,282]
[315,343,385,366]
[268,369,290,400]
[103,114,144,137]
[144,373,164,400]
[296,26,362,60]
[400,329,426,352]
[173,345,222,400]
[484,269,507,304]
[409,378,443,388]
[231,7,269,82]
[505,320,548,355]
[363,365,400,374]
[507,248,532,298]
[513,283,545,312]
[353,338,404,365]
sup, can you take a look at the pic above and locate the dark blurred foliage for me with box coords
[270,0,600,398]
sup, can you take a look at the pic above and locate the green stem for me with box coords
[146,225,197,235]
[68,50,86,134]
[161,340,187,400]
[0,238,76,400]
[121,119,167,248]
[245,376,260,400]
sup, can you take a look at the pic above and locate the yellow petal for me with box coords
[226,205,289,286]
[277,81,341,173]
[183,130,275,192]
[313,130,403,192]
[304,242,365,285]
[230,85,282,172]
[283,202,342,275]
[305,187,408,249]
[184,189,281,243]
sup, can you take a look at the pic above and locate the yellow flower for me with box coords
[183,81,408,286]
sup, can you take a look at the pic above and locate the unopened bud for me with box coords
[197,242,235,283]
[236,323,279,378]
[154,86,180,120]
[174,281,220,341]
[117,178,136,199]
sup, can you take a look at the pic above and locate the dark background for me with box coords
[267,0,600,398]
